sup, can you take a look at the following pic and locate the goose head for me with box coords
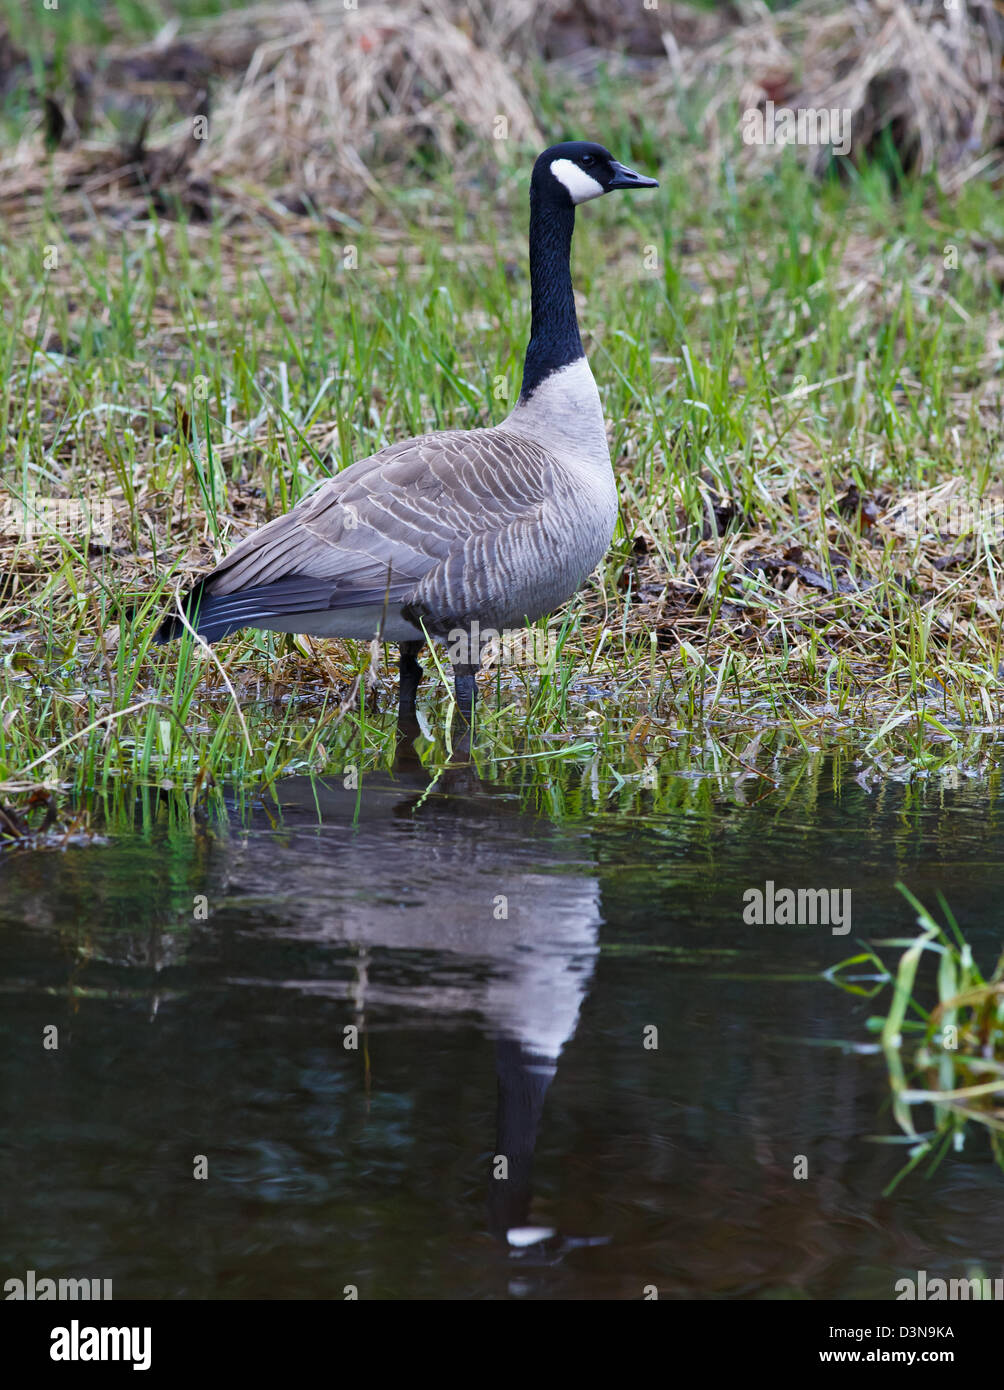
[532,140,659,206]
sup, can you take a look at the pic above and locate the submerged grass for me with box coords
[829,886,1004,1188]
[1,4,1003,822]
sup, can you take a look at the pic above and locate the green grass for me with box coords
[828,886,1004,1187]
[0,0,263,48]
[1,15,1003,817]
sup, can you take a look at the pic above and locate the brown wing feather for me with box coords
[204,429,554,605]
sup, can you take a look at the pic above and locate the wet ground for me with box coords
[2,735,1003,1299]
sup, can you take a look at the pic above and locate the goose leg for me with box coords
[451,661,479,725]
[398,640,423,716]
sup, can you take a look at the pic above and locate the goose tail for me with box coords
[153,580,210,644]
[153,575,345,645]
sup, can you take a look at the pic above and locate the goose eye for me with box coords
[581,155,594,166]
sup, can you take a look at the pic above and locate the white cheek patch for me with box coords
[549,158,605,204]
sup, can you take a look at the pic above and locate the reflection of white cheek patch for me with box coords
[549,159,605,204]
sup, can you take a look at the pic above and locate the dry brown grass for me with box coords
[666,0,1004,186]
[2,0,1001,228]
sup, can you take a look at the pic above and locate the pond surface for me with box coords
[2,734,1003,1299]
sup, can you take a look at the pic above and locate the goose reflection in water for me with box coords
[222,718,606,1260]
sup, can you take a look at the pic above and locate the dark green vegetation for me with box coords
[830,887,1004,1186]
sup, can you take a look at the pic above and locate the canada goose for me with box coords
[155,141,658,720]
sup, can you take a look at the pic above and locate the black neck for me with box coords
[518,191,583,403]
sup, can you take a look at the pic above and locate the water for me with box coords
[2,736,1003,1300]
